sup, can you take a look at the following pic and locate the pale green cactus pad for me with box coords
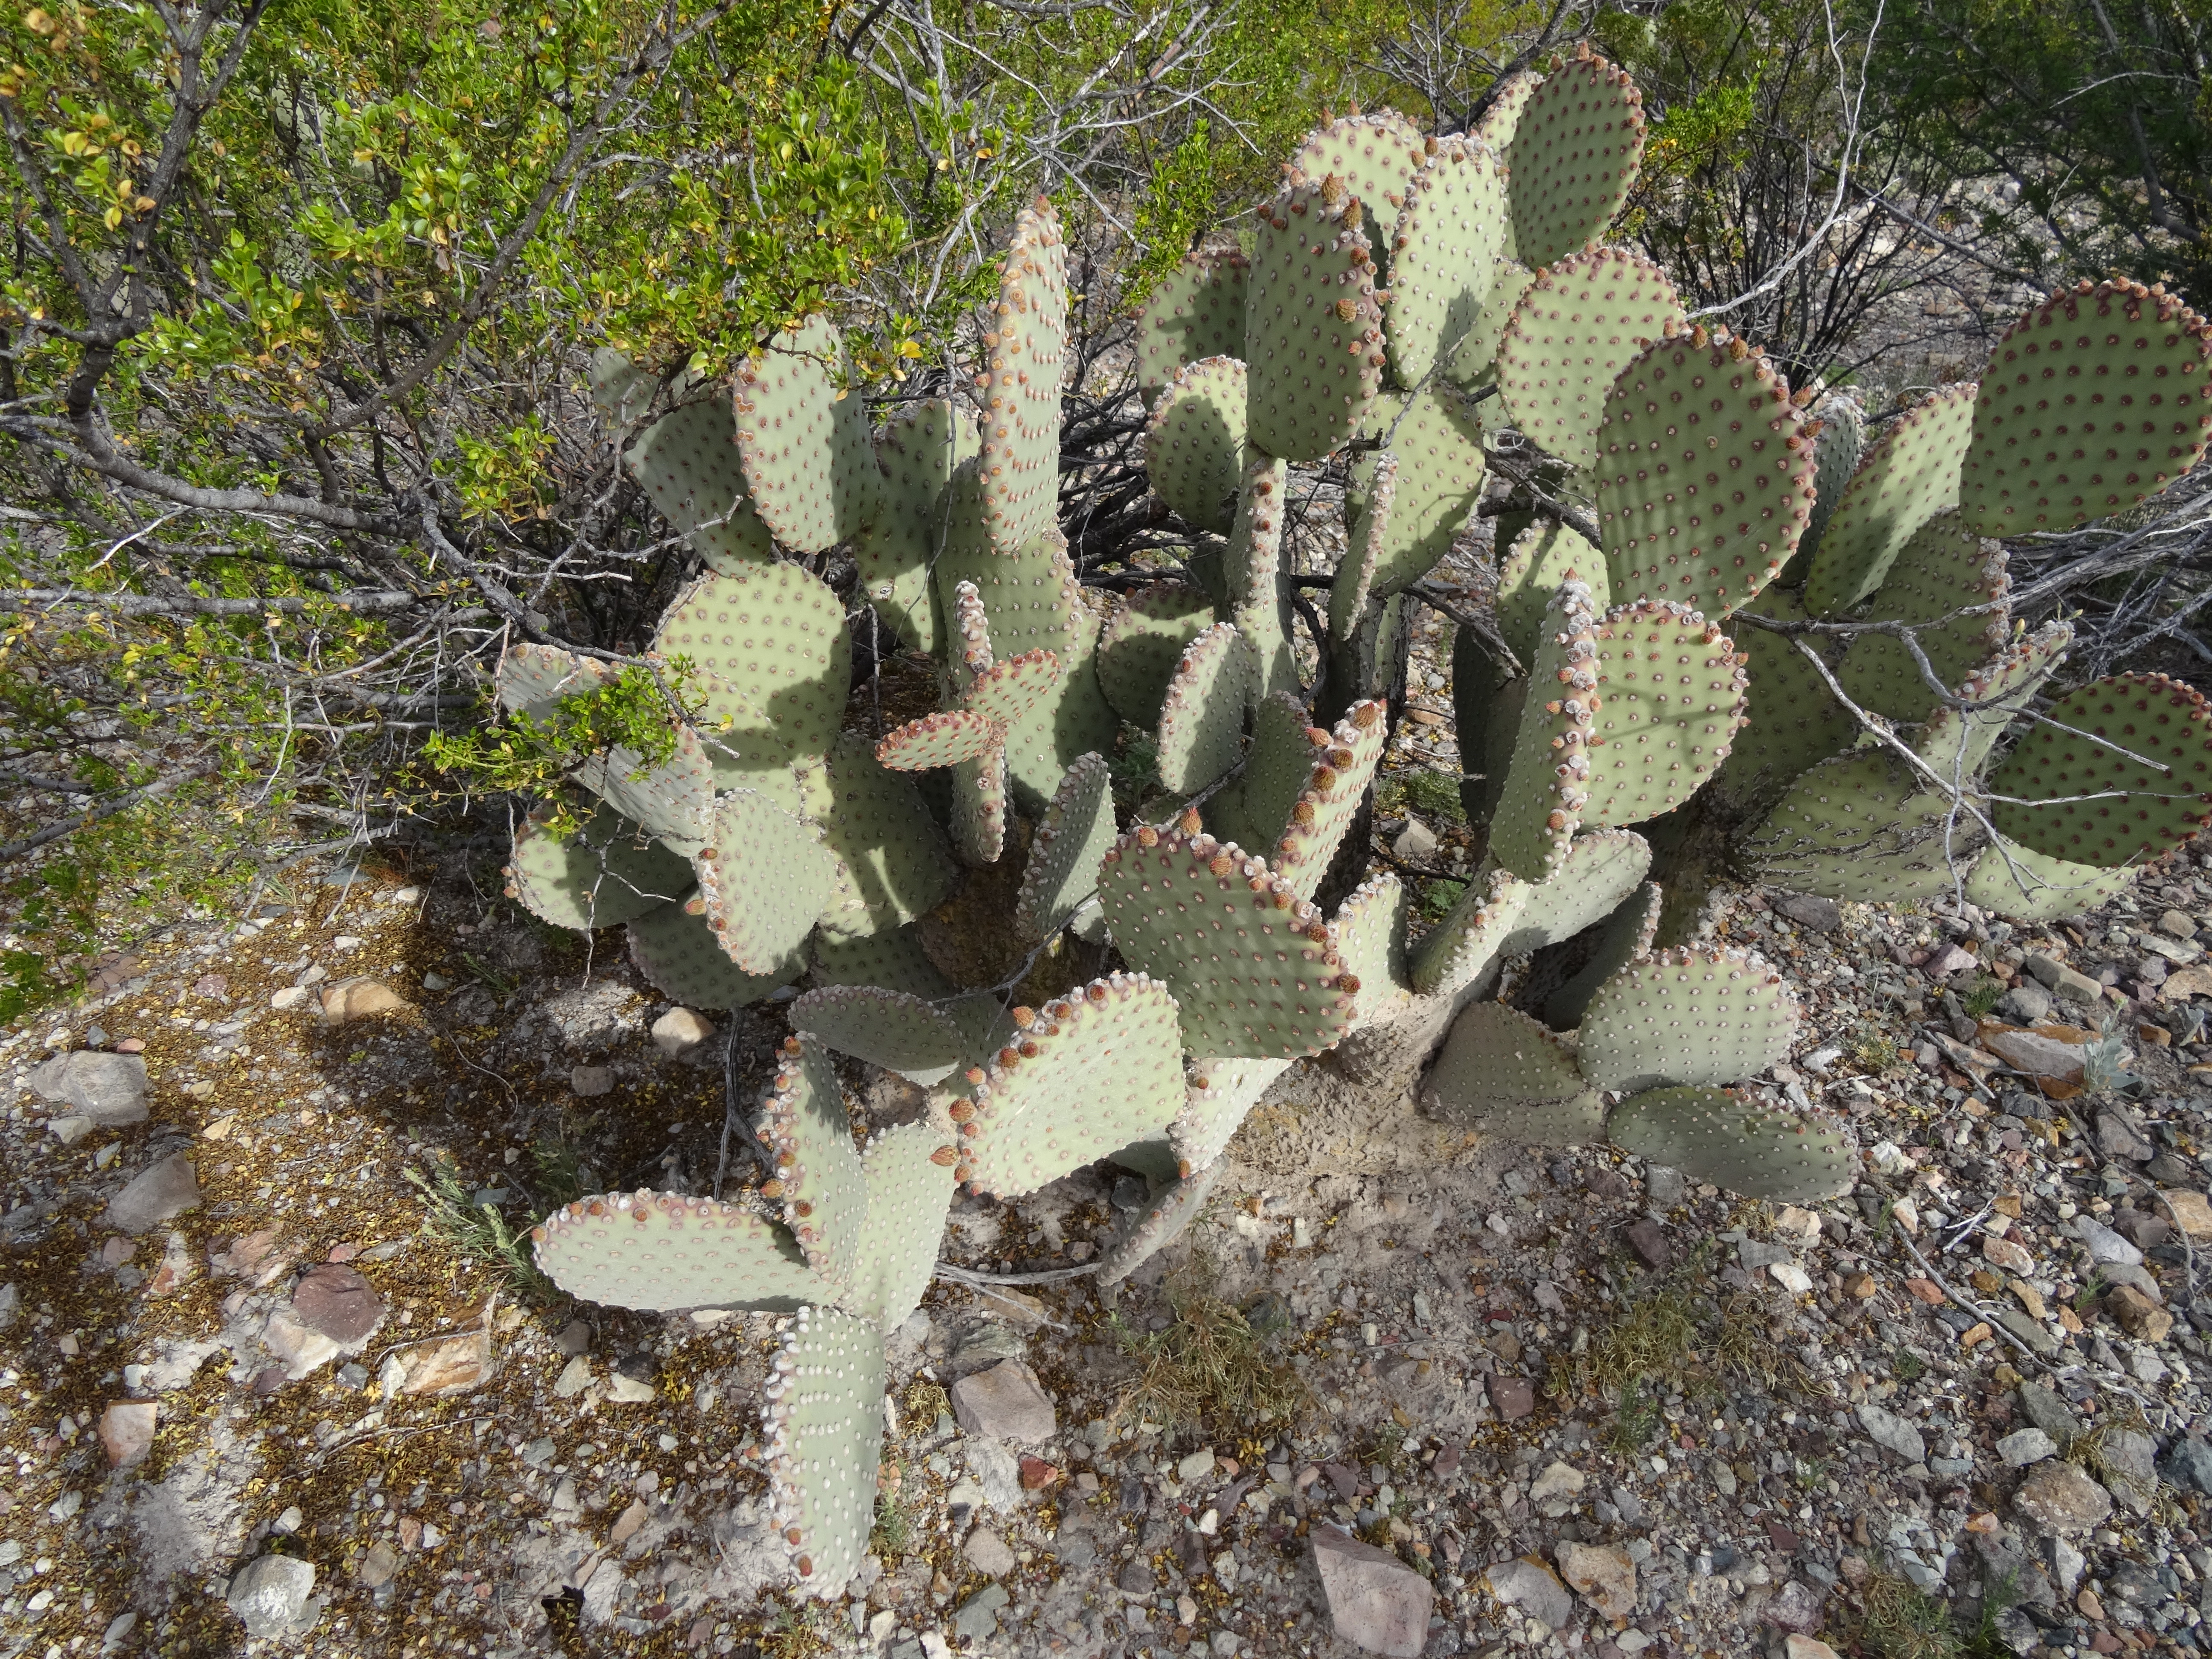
[1138,251,1250,406]
[1408,863,1534,996]
[1096,1158,1225,1287]
[1451,632,1523,825]
[653,565,851,771]
[1986,671,2212,866]
[732,315,881,553]
[506,803,690,930]
[629,896,802,1008]
[533,1190,827,1313]
[573,724,715,856]
[847,1123,959,1328]
[964,648,1066,731]
[1500,827,1653,955]
[1155,623,1256,795]
[1207,690,1317,853]
[1097,826,1364,1057]
[1834,509,2008,722]
[1445,258,1536,392]
[1913,620,2072,781]
[760,1034,865,1281]
[1473,70,1540,160]
[862,399,978,648]
[1331,451,1397,643]
[1711,586,1856,807]
[495,641,608,719]
[1271,701,1389,901]
[790,985,967,1085]
[1802,385,1976,617]
[1385,135,1509,386]
[934,525,1083,664]
[1744,747,1968,901]
[1604,1086,1853,1203]
[1497,247,1684,470]
[1961,278,2212,538]
[1488,578,1600,879]
[1594,328,1816,619]
[1227,455,1298,700]
[1015,752,1116,942]
[948,974,1187,1196]
[1097,585,1216,727]
[1543,878,1662,1028]
[765,1307,887,1600]
[1962,835,2139,921]
[1333,869,1413,1022]
[624,395,777,570]
[1582,601,1748,827]
[810,926,955,1000]
[589,346,654,432]
[1495,521,1605,663]
[812,736,957,940]
[1504,46,1646,270]
[1170,1055,1294,1176]
[696,790,835,974]
[1144,356,1248,533]
[1288,108,1428,272]
[952,747,1010,867]
[1348,387,1488,601]
[1578,945,1800,1093]
[1799,393,1865,564]
[1426,1002,1603,1142]
[875,709,997,770]
[1003,613,1119,813]
[977,199,1071,553]
[1245,172,1384,463]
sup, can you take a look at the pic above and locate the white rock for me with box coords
[1769,1262,1814,1294]
[1997,1427,2057,1467]
[651,1007,718,1059]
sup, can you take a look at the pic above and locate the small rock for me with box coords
[556,1319,593,1356]
[1773,1205,1822,1243]
[1528,1461,1585,1508]
[2013,1460,2113,1536]
[1925,941,1977,979]
[1485,1556,1573,1632]
[355,1542,399,1589]
[1770,1262,1814,1294]
[1644,1166,1685,1207]
[26,1051,148,1125]
[609,1499,650,1546]
[1393,819,1439,861]
[2097,1110,2156,1162]
[2161,1189,2212,1238]
[1999,983,2053,1024]
[1771,892,1842,932]
[1983,1235,2034,1274]
[318,978,412,1023]
[49,1115,93,1146]
[1313,1525,1434,1657]
[1555,1541,1637,1619]
[1857,1402,1926,1463]
[103,1152,199,1235]
[99,1401,157,1468]
[2105,1283,2174,1341]
[1177,1447,1217,1483]
[2160,1437,2212,1494]
[227,1554,319,1638]
[1997,1428,2056,1467]
[2017,1382,2082,1450]
[1984,1027,2091,1081]
[953,1583,1009,1642]
[1784,1640,1842,1659]
[1764,1579,1825,1634]
[650,1007,717,1060]
[2161,908,2197,938]
[570,1065,615,1097]
[1489,1377,1534,1420]
[378,1329,489,1397]
[608,1372,657,1403]
[963,1527,1017,1578]
[288,1264,386,1345]
[552,1356,593,1398]
[1622,1219,1669,1269]
[949,1359,1057,1443]
[269,986,312,1011]
[2074,1215,2144,1265]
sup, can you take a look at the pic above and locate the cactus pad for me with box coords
[1495,522,1606,663]
[847,1123,959,1328]
[811,736,957,941]
[1207,690,1316,853]
[1543,878,1662,1028]
[1445,258,1536,392]
[963,648,1067,731]
[1834,510,2008,722]
[1145,356,1249,533]
[1501,827,1653,955]
[732,315,882,553]
[861,399,978,647]
[1594,328,1816,619]
[1385,136,1510,386]
[1096,1158,1225,1286]
[1799,393,1865,563]
[1961,278,2212,537]
[1097,585,1217,728]
[506,803,690,930]
[759,1034,865,1281]
[1170,1056,1293,1176]
[629,897,801,1008]
[1498,248,1684,470]
[1473,70,1541,158]
[1097,826,1363,1057]
[1986,671,2212,866]
[1331,870,1414,1024]
[1155,623,1257,795]
[1245,172,1384,463]
[1745,748,1967,901]
[1582,601,1749,827]
[1711,586,1855,806]
[1287,111,1427,286]
[1487,577,1601,879]
[875,709,998,770]
[1604,1086,1852,1203]
[573,724,715,856]
[934,523,1084,664]
[1963,835,2138,920]
[1408,864,1534,996]
[1427,1002,1603,1142]
[1138,251,1250,405]
[1331,450,1397,643]
[589,346,653,431]
[1348,387,1489,601]
[1578,946,1800,1092]
[653,565,851,770]
[764,1307,886,1600]
[1504,46,1646,269]
[495,641,608,719]
[791,985,967,1084]
[1913,620,2072,780]
[1802,385,1975,616]
[1227,457,1298,701]
[625,396,777,570]
[696,791,835,974]
[810,927,954,1000]
[952,747,1010,867]
[977,199,1071,553]
[1271,701,1389,901]
[1015,752,1117,942]
[1452,634,1524,825]
[533,1190,827,1313]
[948,973,1187,1196]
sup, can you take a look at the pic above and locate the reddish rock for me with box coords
[1019,1456,1059,1490]
[290,1263,386,1344]
[1490,1377,1535,1420]
[1623,1219,1670,1269]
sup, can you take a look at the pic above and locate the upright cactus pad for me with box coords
[1604,1086,1852,1203]
[1451,631,1524,825]
[1473,70,1541,158]
[1961,278,2212,537]
[813,736,958,940]
[1799,392,1865,562]
[1913,620,2072,780]
[1495,523,1606,664]
[654,565,851,771]
[1582,601,1749,827]
[1834,510,2008,722]
[589,346,653,432]
[1963,835,2138,921]
[1097,586,1217,728]
[1594,328,1816,619]
[934,528,1085,667]
[1487,578,1600,879]
[1245,172,1384,463]
[624,395,776,570]
[573,724,715,855]
[1271,701,1389,901]
[1208,690,1318,854]
[1145,356,1249,533]
[1348,387,1489,601]
[1543,878,1662,1027]
[1986,672,2212,866]
[1227,455,1298,700]
[765,1307,886,1600]
[1446,258,1536,391]
[1155,623,1256,795]
[533,1190,828,1313]
[847,1123,959,1329]
[1015,752,1117,942]
[952,748,1010,867]
[1497,248,1684,469]
[1097,826,1363,1057]
[733,315,882,553]
[1384,136,1509,385]
[862,399,978,647]
[1333,870,1414,1022]
[1408,863,1534,996]
[1711,586,1855,806]
[1802,385,1976,616]
[1170,1055,1293,1176]
[506,803,690,930]
[790,986,967,1085]
[1503,46,1646,270]
[1501,827,1653,955]
[495,641,608,719]
[1578,946,1800,1093]
[760,1034,866,1282]
[1330,451,1397,643]
[629,896,801,1008]
[1426,1002,1603,1142]
[810,927,954,1000]
[696,791,835,974]
[947,974,1187,1196]
[1137,251,1250,405]
[1288,110,1429,265]
[1095,1158,1225,1286]
[1745,748,1964,901]
[977,199,1071,553]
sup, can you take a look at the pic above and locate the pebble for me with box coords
[2013,1460,2115,1535]
[25,1051,148,1124]
[227,1554,318,1638]
[650,1006,717,1059]
[2074,1214,2144,1265]
[963,1527,1016,1577]
[98,1401,157,1468]
[1856,1402,1926,1464]
[102,1152,200,1234]
[317,977,412,1023]
[570,1065,615,1097]
[949,1360,1056,1443]
[1997,1427,2056,1467]
[1555,1540,1637,1618]
[1485,1555,1573,1632]
[1313,1525,1434,1656]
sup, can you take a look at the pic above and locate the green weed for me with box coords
[402,1154,557,1301]
[1109,1260,1309,1442]
[1376,768,1466,825]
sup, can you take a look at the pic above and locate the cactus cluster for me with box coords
[505,44,2212,1604]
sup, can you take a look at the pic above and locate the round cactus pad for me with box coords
[1542,878,1662,1029]
[963,648,1067,732]
[1499,826,1653,956]
[533,1190,827,1313]
[848,1123,959,1328]
[1495,521,1607,664]
[1961,278,2212,538]
[1385,136,1509,386]
[589,346,653,431]
[1498,247,1685,471]
[759,1034,866,1283]
[1963,834,2139,921]
[1582,601,1749,828]
[1288,109,1429,270]
[572,723,715,857]
[695,790,835,974]
[1578,946,1800,1093]
[1207,691,1321,856]
[1170,1055,1294,1176]
[624,396,776,570]
[1427,1002,1603,1143]
[1155,623,1257,795]
[1594,329,1816,619]
[1605,1086,1852,1203]
[875,709,998,771]
[1802,385,1976,617]
[652,565,851,771]
[811,736,957,941]
[1271,701,1389,902]
[764,1307,887,1601]
[977,199,1071,554]
[1709,585,1856,808]
[948,973,1187,1197]
[934,525,1084,664]
[1245,172,1384,463]
[1015,752,1118,943]
[1137,251,1250,406]
[628,897,802,1009]
[1504,47,1647,270]
[1144,356,1249,533]
[507,803,690,931]
[1348,387,1488,601]
[861,399,978,647]
[1408,864,1534,997]
[1473,70,1541,160]
[792,985,966,1085]
[1097,826,1364,1058]
[1986,672,2212,867]
[809,926,955,1000]
[1097,585,1217,728]
[495,641,609,720]
[1487,577,1601,879]
[733,315,882,553]
[1743,748,1964,902]
[1912,620,2072,781]
[1834,509,2008,722]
